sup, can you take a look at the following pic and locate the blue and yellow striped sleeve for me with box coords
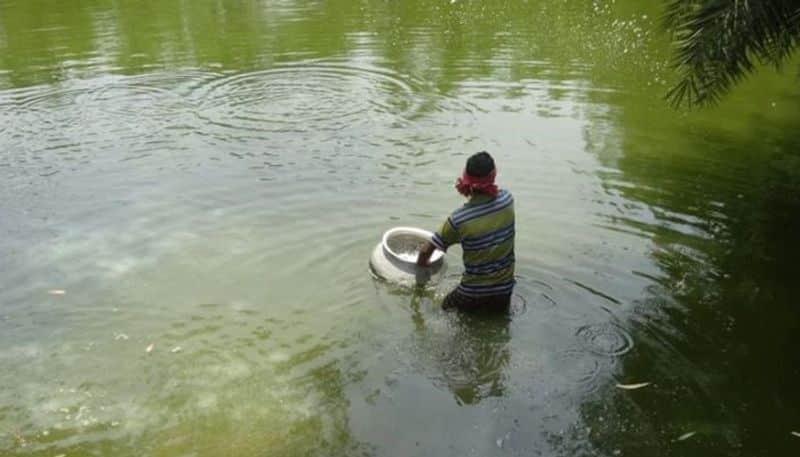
[431,217,460,251]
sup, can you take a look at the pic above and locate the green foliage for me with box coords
[665,0,800,107]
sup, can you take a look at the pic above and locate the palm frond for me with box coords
[664,0,800,107]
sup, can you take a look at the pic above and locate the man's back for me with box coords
[416,150,514,311]
[431,188,515,297]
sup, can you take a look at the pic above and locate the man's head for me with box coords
[456,151,499,197]
[466,151,495,178]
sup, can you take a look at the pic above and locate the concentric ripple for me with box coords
[5,78,194,170]
[509,293,528,316]
[196,63,422,138]
[87,81,190,121]
[11,86,91,137]
[0,95,13,139]
[550,349,606,392]
[575,322,634,357]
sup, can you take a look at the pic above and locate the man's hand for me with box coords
[416,241,436,267]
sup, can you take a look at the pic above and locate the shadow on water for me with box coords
[574,88,800,456]
[407,289,511,406]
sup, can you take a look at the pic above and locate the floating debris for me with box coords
[74,405,87,421]
[114,333,129,341]
[170,346,182,353]
[616,382,650,390]
[676,431,696,441]
[145,343,154,353]
[792,431,800,438]
[48,289,66,295]
[11,428,26,446]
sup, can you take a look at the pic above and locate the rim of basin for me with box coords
[381,226,444,265]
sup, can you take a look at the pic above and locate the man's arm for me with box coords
[419,215,459,267]
[416,241,436,267]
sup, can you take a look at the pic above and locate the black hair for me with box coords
[465,151,495,177]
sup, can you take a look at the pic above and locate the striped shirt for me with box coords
[431,189,515,296]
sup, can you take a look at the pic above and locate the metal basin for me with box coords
[369,227,445,286]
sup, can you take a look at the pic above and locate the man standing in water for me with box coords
[417,151,515,311]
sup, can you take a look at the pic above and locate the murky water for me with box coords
[2,0,799,456]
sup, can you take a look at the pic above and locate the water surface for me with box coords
[2,1,799,456]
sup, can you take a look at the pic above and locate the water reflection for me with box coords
[574,72,800,456]
[2,0,800,455]
[408,292,510,405]
[0,0,666,94]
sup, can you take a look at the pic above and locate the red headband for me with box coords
[455,168,498,197]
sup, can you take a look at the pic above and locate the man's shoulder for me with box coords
[449,189,514,227]
[502,189,514,206]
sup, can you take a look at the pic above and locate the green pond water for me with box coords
[1,0,799,456]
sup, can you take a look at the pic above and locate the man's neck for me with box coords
[468,192,495,205]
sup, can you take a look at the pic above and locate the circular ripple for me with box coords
[13,81,189,137]
[196,63,421,137]
[88,81,190,120]
[12,86,90,132]
[6,86,96,168]
[6,79,194,169]
[529,292,557,310]
[509,293,527,316]
[0,95,13,138]
[552,349,605,389]
[575,322,634,357]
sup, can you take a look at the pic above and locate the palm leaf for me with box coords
[664,0,800,107]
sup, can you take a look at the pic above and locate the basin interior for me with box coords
[384,229,444,264]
